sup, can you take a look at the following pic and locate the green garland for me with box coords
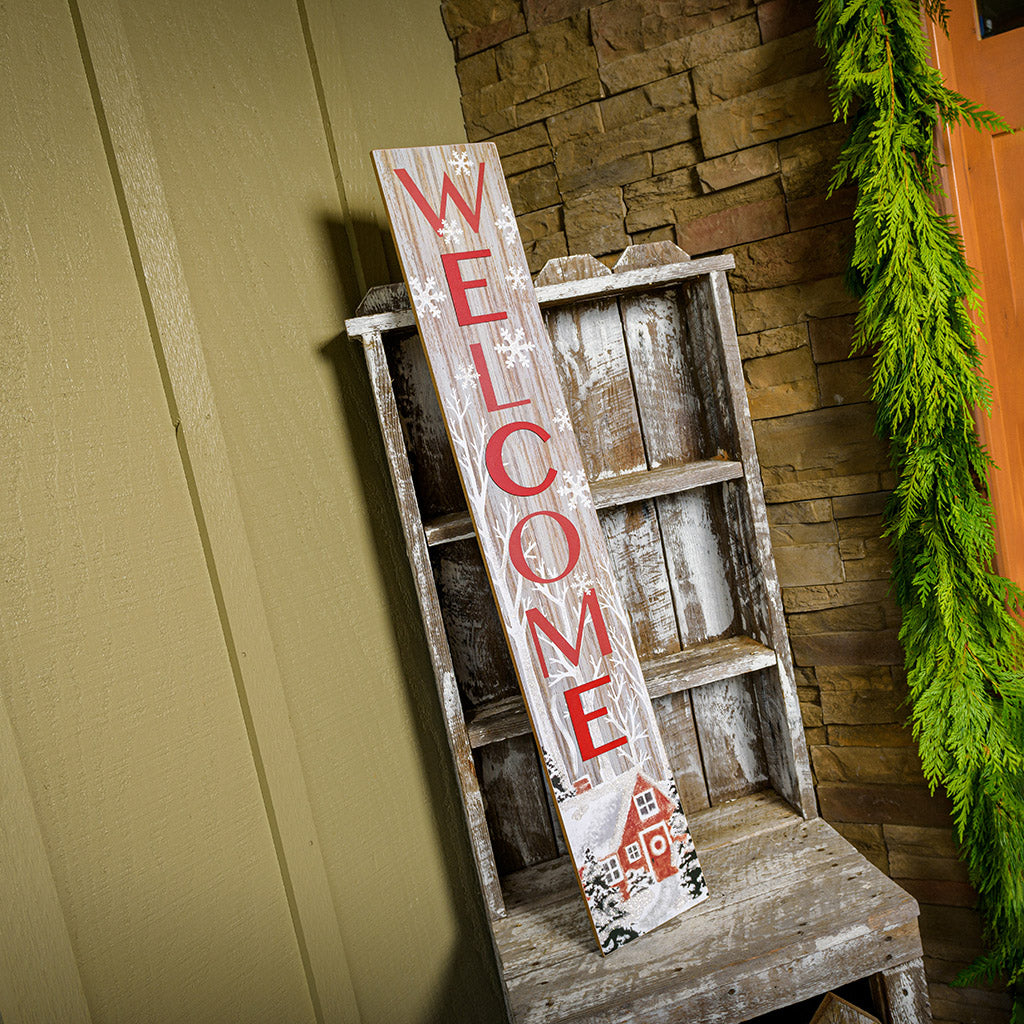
[815,0,1024,1014]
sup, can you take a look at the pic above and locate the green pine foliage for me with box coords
[816,0,1024,1013]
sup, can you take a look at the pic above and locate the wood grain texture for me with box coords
[496,802,923,1024]
[809,992,882,1024]
[873,958,932,1024]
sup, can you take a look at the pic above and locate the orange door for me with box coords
[931,6,1024,586]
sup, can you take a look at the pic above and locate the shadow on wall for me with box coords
[319,214,508,1024]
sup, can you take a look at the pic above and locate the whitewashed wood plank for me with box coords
[498,819,921,1024]
[809,992,882,1024]
[699,271,817,815]
[465,635,777,748]
[362,332,505,918]
[874,958,932,1024]
[374,144,706,952]
[422,460,745,547]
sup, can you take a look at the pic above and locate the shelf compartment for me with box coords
[466,634,777,749]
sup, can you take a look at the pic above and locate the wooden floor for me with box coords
[495,792,923,1024]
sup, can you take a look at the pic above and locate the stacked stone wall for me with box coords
[442,1,1010,1019]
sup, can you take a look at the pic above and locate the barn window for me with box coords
[634,788,658,818]
[626,842,642,862]
[600,856,623,886]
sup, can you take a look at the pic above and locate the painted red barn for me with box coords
[562,768,691,901]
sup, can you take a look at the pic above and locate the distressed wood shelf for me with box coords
[496,792,923,1024]
[344,242,930,1024]
[466,634,777,749]
[423,458,745,547]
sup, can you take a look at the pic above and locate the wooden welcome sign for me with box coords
[373,143,707,952]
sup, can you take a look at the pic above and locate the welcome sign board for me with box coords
[373,143,707,952]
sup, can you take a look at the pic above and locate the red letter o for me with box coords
[509,511,581,584]
[485,421,557,497]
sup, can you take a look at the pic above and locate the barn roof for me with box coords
[561,768,666,860]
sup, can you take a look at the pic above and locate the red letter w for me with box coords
[526,589,612,679]
[394,162,486,236]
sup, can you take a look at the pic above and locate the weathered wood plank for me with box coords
[872,958,932,1024]
[466,635,778,748]
[478,736,560,874]
[423,460,745,547]
[809,992,882,1024]
[362,332,505,918]
[496,814,922,1024]
[344,255,739,339]
[699,271,817,815]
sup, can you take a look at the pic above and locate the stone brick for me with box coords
[889,850,970,883]
[497,13,591,74]
[828,723,914,747]
[524,230,569,273]
[811,744,922,785]
[698,70,832,157]
[590,0,755,63]
[774,542,844,589]
[500,145,554,177]
[516,77,604,125]
[819,687,904,725]
[523,0,598,32]
[516,207,568,272]
[442,0,522,40]
[645,71,696,110]
[918,904,986,959]
[623,165,701,230]
[733,276,857,333]
[842,535,892,582]
[677,194,788,255]
[782,579,892,613]
[546,51,602,90]
[763,472,883,504]
[507,163,560,213]
[816,664,897,690]
[505,62,552,105]
[817,783,953,827]
[928,983,1012,1024]
[456,50,499,93]
[787,601,890,636]
[765,497,831,524]
[455,14,528,59]
[546,102,603,146]
[899,879,976,908]
[744,346,818,419]
[737,322,807,359]
[600,74,694,130]
[597,17,761,94]
[757,0,817,43]
[632,226,677,246]
[731,222,853,292]
[792,630,903,667]
[808,313,856,363]
[557,107,697,192]
[818,356,872,407]
[697,143,779,193]
[651,141,702,176]
[837,515,885,540]
[800,700,823,728]
[787,186,856,231]
[561,153,653,196]
[779,123,850,200]
[833,821,889,873]
[564,186,629,255]
[493,122,550,157]
[691,27,820,106]
[832,491,888,519]
[753,401,882,475]
[803,725,827,746]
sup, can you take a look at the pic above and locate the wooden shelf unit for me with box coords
[345,243,930,1023]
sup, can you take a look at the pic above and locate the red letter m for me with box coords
[394,162,486,236]
[526,588,612,679]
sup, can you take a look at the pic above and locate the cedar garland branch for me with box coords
[815,0,1024,1014]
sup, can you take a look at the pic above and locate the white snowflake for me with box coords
[447,149,473,178]
[505,263,529,291]
[557,470,590,510]
[409,276,443,319]
[454,363,478,391]
[438,217,463,245]
[552,409,573,433]
[496,324,534,368]
[495,203,519,244]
